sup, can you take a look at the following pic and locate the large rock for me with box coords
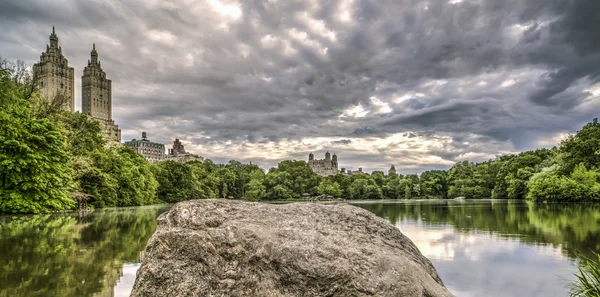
[130,200,454,297]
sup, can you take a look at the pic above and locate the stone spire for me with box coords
[49,26,58,48]
[91,43,98,64]
[388,164,397,175]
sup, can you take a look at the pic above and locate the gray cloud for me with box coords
[1,0,598,173]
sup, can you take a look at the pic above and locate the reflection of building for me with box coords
[33,27,75,111]
[124,132,165,163]
[389,164,396,175]
[308,152,339,176]
[82,44,121,143]
[165,138,203,163]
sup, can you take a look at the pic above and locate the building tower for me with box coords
[309,152,314,161]
[325,151,331,161]
[389,164,397,175]
[33,27,75,111]
[82,44,121,143]
[168,138,187,156]
[332,153,338,167]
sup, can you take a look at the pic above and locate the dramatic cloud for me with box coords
[1,0,599,173]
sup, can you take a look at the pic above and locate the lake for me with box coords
[1,200,598,297]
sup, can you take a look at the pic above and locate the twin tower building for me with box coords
[33,27,121,143]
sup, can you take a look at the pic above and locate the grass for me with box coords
[569,252,600,297]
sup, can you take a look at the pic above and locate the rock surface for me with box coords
[130,200,454,297]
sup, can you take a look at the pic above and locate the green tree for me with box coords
[245,169,266,200]
[0,66,74,213]
[155,161,196,203]
[317,179,343,197]
[560,118,600,174]
[420,170,448,198]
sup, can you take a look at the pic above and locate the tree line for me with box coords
[1,61,599,214]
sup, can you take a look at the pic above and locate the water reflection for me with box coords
[355,200,600,297]
[0,205,168,297]
[355,200,600,258]
[1,201,598,297]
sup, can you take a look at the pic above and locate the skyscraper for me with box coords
[33,27,75,111]
[82,44,121,143]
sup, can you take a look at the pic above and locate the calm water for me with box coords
[1,200,599,297]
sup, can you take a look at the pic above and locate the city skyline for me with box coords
[1,0,598,173]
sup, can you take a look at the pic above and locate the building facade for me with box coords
[347,168,365,175]
[165,138,203,163]
[124,132,165,163]
[308,152,339,176]
[33,27,75,111]
[82,44,121,143]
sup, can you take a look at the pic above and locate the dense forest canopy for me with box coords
[1,62,599,213]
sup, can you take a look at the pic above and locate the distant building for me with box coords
[165,138,203,163]
[124,132,165,163]
[308,152,339,176]
[347,168,365,176]
[33,27,75,111]
[168,138,186,156]
[82,44,121,144]
[389,164,396,175]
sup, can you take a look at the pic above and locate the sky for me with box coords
[1,0,599,174]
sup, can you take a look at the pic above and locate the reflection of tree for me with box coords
[356,201,600,259]
[0,206,168,297]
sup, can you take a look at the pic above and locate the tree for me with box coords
[420,170,448,198]
[0,66,74,213]
[317,179,343,197]
[560,118,600,174]
[155,161,196,203]
[245,169,266,200]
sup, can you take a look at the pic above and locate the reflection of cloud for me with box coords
[114,263,141,297]
[396,221,576,297]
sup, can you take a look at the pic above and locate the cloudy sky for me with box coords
[1,0,599,173]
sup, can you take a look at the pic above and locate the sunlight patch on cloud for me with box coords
[584,82,600,97]
[145,29,177,47]
[336,0,354,23]
[340,104,369,118]
[287,28,328,56]
[456,151,497,161]
[395,92,425,103]
[207,0,242,20]
[370,97,392,114]
[297,13,337,42]
[500,79,516,88]
[536,132,568,148]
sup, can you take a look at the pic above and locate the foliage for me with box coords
[526,164,600,202]
[317,179,343,197]
[0,65,74,213]
[569,252,600,297]
[561,118,600,174]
